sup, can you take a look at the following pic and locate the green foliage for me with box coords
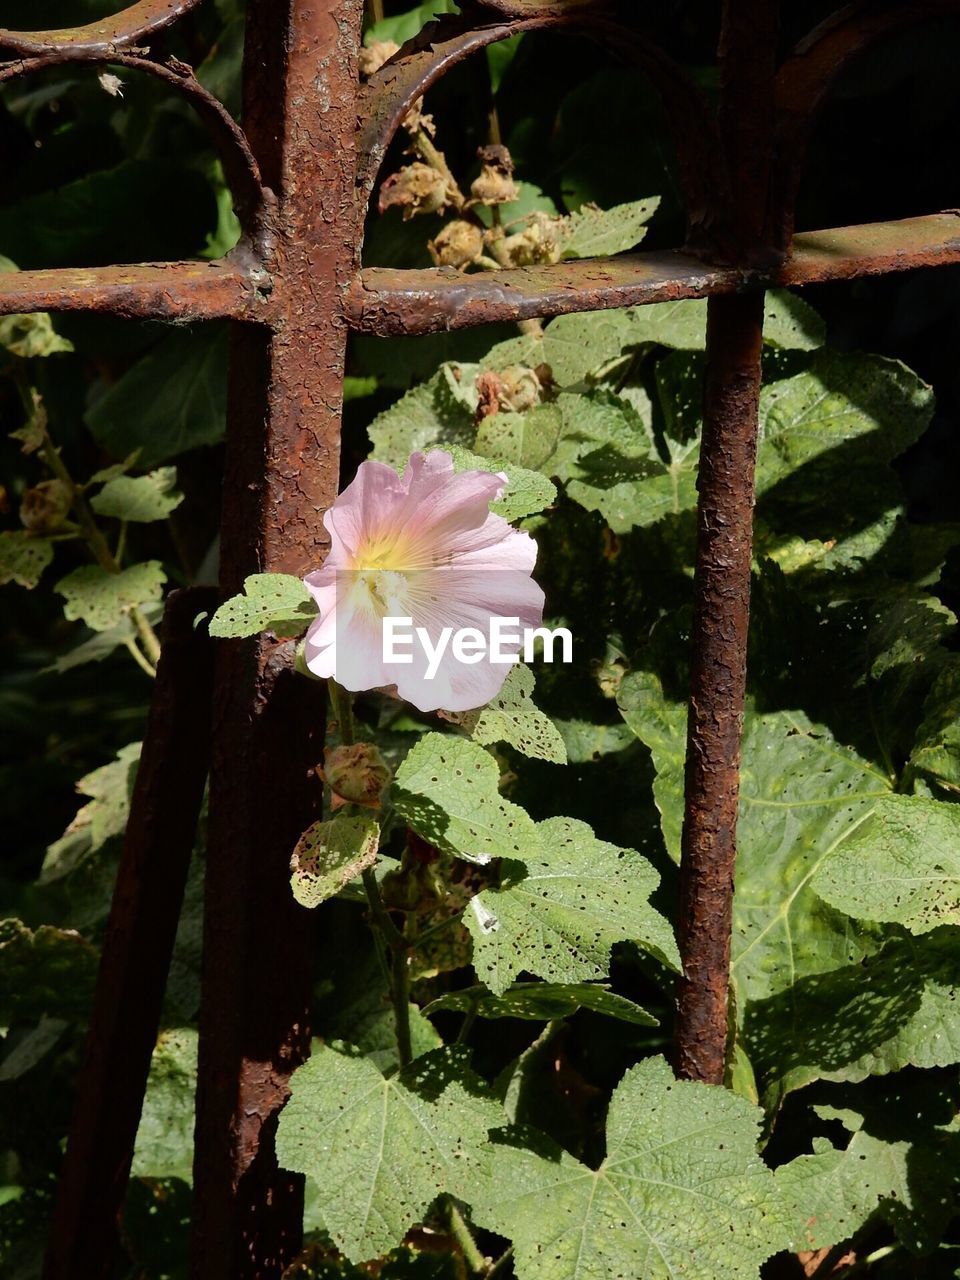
[276,1046,502,1263]
[472,1057,791,1280]
[0,531,54,589]
[132,1029,198,1185]
[466,815,679,995]
[812,794,960,933]
[441,662,567,763]
[291,815,380,909]
[423,981,657,1025]
[40,741,140,883]
[208,572,317,638]
[394,732,540,863]
[85,325,228,466]
[0,919,98,1023]
[89,467,184,523]
[558,196,660,259]
[55,562,166,631]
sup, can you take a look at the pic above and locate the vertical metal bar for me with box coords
[675,0,780,1084]
[42,587,218,1280]
[190,2,365,1276]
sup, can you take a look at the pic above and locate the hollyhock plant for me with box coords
[303,450,544,713]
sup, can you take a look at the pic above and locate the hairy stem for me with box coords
[412,129,467,212]
[328,680,356,745]
[368,0,385,23]
[447,1200,486,1274]
[123,637,158,679]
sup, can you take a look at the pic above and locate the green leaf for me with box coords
[761,291,825,350]
[290,814,380,908]
[40,742,140,883]
[0,531,54,588]
[775,1081,960,1255]
[433,444,557,523]
[910,658,960,791]
[423,981,657,1025]
[745,929,960,1103]
[85,325,228,467]
[442,663,567,764]
[555,719,635,763]
[393,732,541,865]
[466,815,679,996]
[276,1045,503,1263]
[207,573,316,639]
[618,672,892,1001]
[90,466,184,523]
[43,606,162,675]
[0,918,98,1023]
[132,1029,198,1185]
[56,562,166,631]
[368,364,477,470]
[812,794,960,934]
[472,1056,791,1280]
[558,197,659,259]
[367,0,459,45]
[0,311,72,358]
[328,985,442,1075]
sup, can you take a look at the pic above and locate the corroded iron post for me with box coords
[674,0,779,1084]
[190,2,366,1276]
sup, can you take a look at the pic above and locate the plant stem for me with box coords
[413,128,467,212]
[486,1246,514,1278]
[123,637,158,679]
[361,866,412,1067]
[369,0,385,23]
[447,1200,486,1274]
[328,680,356,745]
[456,999,480,1046]
[19,382,163,671]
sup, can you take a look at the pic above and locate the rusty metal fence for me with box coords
[2,0,959,1277]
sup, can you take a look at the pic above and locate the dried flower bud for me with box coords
[500,364,544,412]
[321,742,392,810]
[428,219,484,269]
[501,211,562,266]
[19,479,72,533]
[379,162,451,219]
[401,96,436,138]
[470,143,519,207]
[358,40,400,78]
[475,371,505,420]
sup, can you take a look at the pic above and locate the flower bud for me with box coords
[428,220,484,269]
[358,40,400,78]
[502,212,562,266]
[379,162,451,219]
[322,742,392,809]
[19,479,71,533]
[470,143,519,207]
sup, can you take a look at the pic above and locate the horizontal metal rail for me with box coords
[3,212,957,329]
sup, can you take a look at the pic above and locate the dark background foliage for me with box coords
[1,2,959,1276]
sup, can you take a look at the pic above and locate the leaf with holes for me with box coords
[423,981,657,1025]
[812,794,960,934]
[90,467,184,523]
[275,1045,503,1263]
[290,814,380,909]
[368,364,477,470]
[443,663,566,764]
[208,573,316,639]
[472,1056,791,1280]
[558,196,659,259]
[56,562,166,632]
[132,1029,198,1185]
[393,732,540,865]
[909,657,960,791]
[466,815,679,996]
[0,531,54,588]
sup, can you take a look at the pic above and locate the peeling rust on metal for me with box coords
[0,260,272,323]
[344,213,960,335]
[0,0,203,57]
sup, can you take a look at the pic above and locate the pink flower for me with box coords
[303,451,544,713]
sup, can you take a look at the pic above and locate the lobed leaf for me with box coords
[442,662,567,764]
[56,562,166,631]
[90,466,184,523]
[208,573,316,639]
[0,530,54,589]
